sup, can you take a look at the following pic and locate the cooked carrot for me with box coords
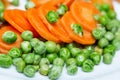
[70,0,100,32]
[4,9,39,37]
[63,0,74,6]
[61,11,96,45]
[0,48,8,54]
[26,8,60,43]
[37,4,73,43]
[0,26,23,53]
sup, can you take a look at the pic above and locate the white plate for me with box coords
[0,0,120,80]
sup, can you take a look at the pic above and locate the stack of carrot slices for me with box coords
[3,0,100,47]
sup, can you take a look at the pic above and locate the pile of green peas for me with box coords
[0,3,120,80]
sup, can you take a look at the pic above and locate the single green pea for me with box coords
[11,0,19,6]
[98,38,109,48]
[21,30,33,41]
[2,31,17,44]
[56,44,61,53]
[33,41,46,55]
[59,48,70,61]
[103,53,113,64]
[46,10,59,23]
[92,27,106,40]
[39,58,50,66]
[103,44,116,56]
[30,38,40,47]
[8,48,22,58]
[53,58,64,66]
[115,30,120,40]
[33,54,41,65]
[70,47,81,57]
[81,49,90,58]
[66,42,77,50]
[90,52,101,65]
[99,15,108,25]
[85,45,94,53]
[0,54,12,68]
[48,65,62,80]
[39,64,49,76]
[20,41,32,53]
[33,65,39,72]
[112,38,120,50]
[23,65,36,77]
[46,53,57,64]
[22,54,27,59]
[0,1,5,12]
[24,53,35,64]
[82,59,94,72]
[107,10,116,19]
[12,58,25,72]
[66,58,77,67]
[56,4,68,16]
[71,24,83,36]
[76,54,87,66]
[104,31,114,41]
[94,14,100,21]
[95,46,103,55]
[101,3,110,11]
[66,65,78,75]
[45,41,57,53]
[25,1,35,9]
[106,19,120,31]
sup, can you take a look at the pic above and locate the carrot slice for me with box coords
[4,9,39,37]
[63,0,74,6]
[61,12,96,45]
[0,26,23,53]
[27,8,60,43]
[38,4,73,43]
[70,0,100,32]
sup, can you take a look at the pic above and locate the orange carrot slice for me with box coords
[61,11,96,45]
[70,0,100,32]
[27,8,60,43]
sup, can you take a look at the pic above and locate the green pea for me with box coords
[101,3,110,11]
[76,54,87,66]
[12,58,23,66]
[98,38,109,48]
[94,14,100,21]
[21,30,33,41]
[90,52,101,65]
[85,45,94,53]
[20,41,32,53]
[53,58,64,66]
[39,58,50,66]
[33,41,46,55]
[48,65,62,80]
[11,0,19,6]
[46,53,57,64]
[0,54,12,68]
[103,44,116,56]
[66,65,78,75]
[92,27,106,40]
[66,42,77,50]
[82,59,94,72]
[106,19,120,31]
[30,38,40,47]
[45,41,57,53]
[71,24,83,36]
[33,65,39,72]
[70,47,81,57]
[115,30,120,40]
[8,48,22,58]
[39,64,49,76]
[66,58,77,67]
[107,10,116,19]
[22,54,27,59]
[56,4,68,16]
[56,44,61,53]
[46,10,59,23]
[112,39,120,50]
[33,54,41,65]
[25,1,35,9]
[24,53,35,64]
[59,48,70,61]
[95,4,102,11]
[99,15,108,25]
[23,65,36,77]
[95,46,103,55]
[104,31,114,41]
[2,31,17,44]
[0,1,5,12]
[103,53,113,64]
[81,49,90,58]
[0,12,5,22]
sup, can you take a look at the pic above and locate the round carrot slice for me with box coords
[27,8,60,43]
[37,4,73,43]
[61,12,96,45]
[70,0,100,32]
[0,26,23,53]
